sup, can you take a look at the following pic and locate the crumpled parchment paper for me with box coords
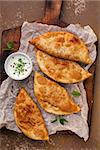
[0,22,97,141]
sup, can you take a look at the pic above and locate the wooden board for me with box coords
[0,0,96,129]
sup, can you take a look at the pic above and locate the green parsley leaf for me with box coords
[7,41,14,49]
[18,58,23,63]
[59,117,68,125]
[51,116,68,125]
[71,90,81,97]
[51,118,57,123]
[3,41,14,51]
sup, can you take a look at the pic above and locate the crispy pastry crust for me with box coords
[14,88,49,140]
[36,50,92,84]
[34,72,80,115]
[29,31,92,64]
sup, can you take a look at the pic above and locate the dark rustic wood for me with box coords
[0,0,97,129]
[84,62,96,127]
[1,27,21,53]
[42,0,62,24]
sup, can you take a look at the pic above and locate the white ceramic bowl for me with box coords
[4,52,33,80]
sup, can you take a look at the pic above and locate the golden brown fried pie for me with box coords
[34,72,80,115]
[29,31,92,64]
[14,88,49,140]
[36,50,92,83]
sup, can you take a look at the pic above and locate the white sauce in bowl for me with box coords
[4,52,32,80]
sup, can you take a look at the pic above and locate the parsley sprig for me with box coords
[71,90,81,97]
[51,116,68,125]
[3,41,14,51]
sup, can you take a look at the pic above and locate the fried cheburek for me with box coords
[36,50,92,84]
[34,72,80,115]
[29,31,92,64]
[14,88,49,140]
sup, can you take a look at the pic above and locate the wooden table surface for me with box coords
[0,0,97,137]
